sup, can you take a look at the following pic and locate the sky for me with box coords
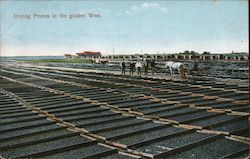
[0,0,249,56]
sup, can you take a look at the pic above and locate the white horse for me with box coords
[165,61,184,78]
[91,58,109,64]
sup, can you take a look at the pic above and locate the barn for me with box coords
[76,51,101,58]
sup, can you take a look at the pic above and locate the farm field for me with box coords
[0,60,249,159]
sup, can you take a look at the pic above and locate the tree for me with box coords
[190,51,196,54]
[203,51,210,54]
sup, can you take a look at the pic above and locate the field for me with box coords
[18,58,92,63]
[0,59,249,158]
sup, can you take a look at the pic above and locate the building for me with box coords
[100,52,248,62]
[64,54,76,59]
[64,51,102,59]
[76,51,101,58]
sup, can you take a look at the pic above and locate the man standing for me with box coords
[130,61,135,75]
[144,60,149,75]
[180,65,188,79]
[135,60,142,75]
[192,60,198,74]
[120,59,126,75]
[150,59,156,75]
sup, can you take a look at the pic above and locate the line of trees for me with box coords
[179,51,210,55]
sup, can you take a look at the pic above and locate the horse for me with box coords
[91,58,109,64]
[100,59,109,64]
[90,59,100,64]
[165,61,186,78]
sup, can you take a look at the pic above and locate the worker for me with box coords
[130,61,135,75]
[150,59,156,75]
[144,60,149,75]
[135,61,142,75]
[192,60,199,75]
[120,59,126,75]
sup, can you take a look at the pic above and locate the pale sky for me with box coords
[0,0,249,56]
